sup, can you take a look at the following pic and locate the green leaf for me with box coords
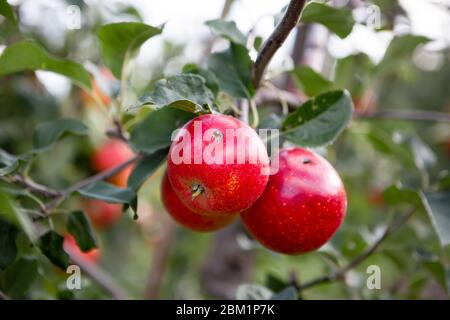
[207,43,254,99]
[0,149,19,176]
[98,22,163,78]
[67,211,97,252]
[78,181,136,204]
[383,184,423,209]
[3,256,38,299]
[0,217,18,269]
[300,2,354,38]
[0,192,37,243]
[130,107,195,154]
[376,35,429,73]
[414,248,449,293]
[40,231,70,270]
[236,284,273,300]
[334,53,374,98]
[265,273,288,293]
[134,74,215,113]
[32,118,89,153]
[182,63,219,95]
[282,90,353,147]
[420,191,450,247]
[0,40,91,90]
[205,19,247,45]
[291,65,333,96]
[128,148,168,190]
[0,0,17,26]
[271,286,298,300]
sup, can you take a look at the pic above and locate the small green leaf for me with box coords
[127,148,168,190]
[0,40,91,90]
[40,231,70,270]
[32,118,89,153]
[271,286,298,300]
[334,53,374,98]
[265,273,288,293]
[207,43,254,99]
[236,284,273,300]
[0,217,18,269]
[291,65,333,96]
[134,74,215,113]
[130,107,195,154]
[300,2,354,38]
[282,90,353,147]
[205,19,247,45]
[182,63,219,95]
[78,181,136,204]
[420,191,450,247]
[98,22,163,78]
[67,211,97,252]
[0,192,37,243]
[3,256,38,299]
[0,0,17,26]
[376,35,429,73]
[0,149,18,176]
[383,184,423,209]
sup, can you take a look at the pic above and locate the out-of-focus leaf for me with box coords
[437,171,450,191]
[414,248,449,293]
[0,149,18,176]
[300,2,354,38]
[182,63,219,95]
[409,136,436,172]
[265,273,288,293]
[32,118,89,153]
[98,22,162,78]
[0,217,18,269]
[67,211,97,252]
[3,256,38,298]
[78,181,136,204]
[0,40,91,90]
[39,231,70,270]
[291,65,333,96]
[207,43,254,99]
[236,284,273,300]
[271,286,298,300]
[0,0,17,26]
[129,107,194,154]
[420,191,450,247]
[205,19,246,45]
[133,74,214,113]
[127,148,168,190]
[376,35,429,73]
[383,184,423,209]
[335,53,374,98]
[0,192,37,243]
[282,90,353,147]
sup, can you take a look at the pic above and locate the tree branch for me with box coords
[298,208,415,291]
[251,0,307,88]
[8,175,61,198]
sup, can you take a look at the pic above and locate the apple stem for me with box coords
[191,184,204,199]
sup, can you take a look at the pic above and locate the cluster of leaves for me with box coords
[0,0,449,299]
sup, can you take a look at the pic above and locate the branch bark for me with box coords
[251,0,307,88]
[297,208,415,292]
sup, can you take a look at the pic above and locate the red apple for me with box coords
[241,147,347,255]
[82,199,123,229]
[91,140,134,188]
[167,114,269,216]
[161,171,235,232]
[63,235,100,264]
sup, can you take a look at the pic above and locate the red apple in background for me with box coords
[91,140,134,188]
[83,199,123,229]
[63,235,100,264]
[161,171,235,232]
[168,114,269,216]
[241,147,347,255]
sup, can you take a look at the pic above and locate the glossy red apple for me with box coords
[91,140,134,188]
[167,114,270,216]
[63,235,100,264]
[241,147,347,255]
[82,199,122,229]
[161,171,235,232]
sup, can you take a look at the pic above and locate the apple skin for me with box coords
[161,171,236,232]
[91,140,134,188]
[167,114,270,216]
[63,235,100,264]
[241,147,347,255]
[82,199,123,229]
